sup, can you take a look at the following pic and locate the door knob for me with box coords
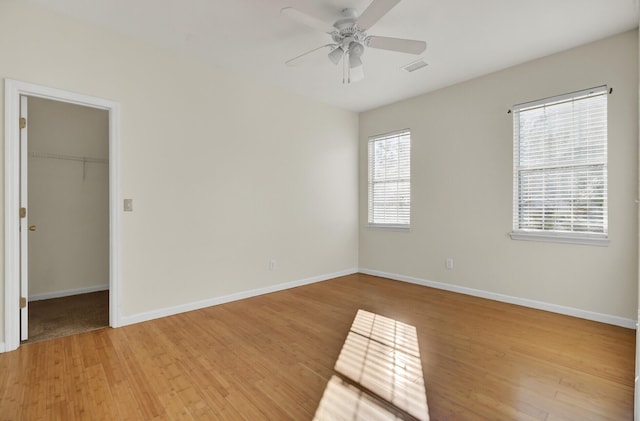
[28,225,36,232]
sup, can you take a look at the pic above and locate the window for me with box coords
[511,86,608,245]
[368,129,411,227]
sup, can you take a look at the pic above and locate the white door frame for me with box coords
[4,79,121,352]
[19,95,28,341]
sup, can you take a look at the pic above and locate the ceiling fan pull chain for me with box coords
[347,50,351,84]
[343,53,347,84]
[346,52,348,84]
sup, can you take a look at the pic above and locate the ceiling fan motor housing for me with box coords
[332,20,368,56]
[332,7,367,47]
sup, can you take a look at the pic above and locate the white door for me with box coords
[3,80,121,352]
[19,95,29,341]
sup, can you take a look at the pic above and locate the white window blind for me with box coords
[512,86,608,244]
[368,129,411,227]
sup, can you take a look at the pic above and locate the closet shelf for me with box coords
[29,151,108,164]
[29,151,108,181]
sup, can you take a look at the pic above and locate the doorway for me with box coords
[23,97,110,343]
[4,79,121,352]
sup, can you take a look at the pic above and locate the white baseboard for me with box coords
[360,268,636,329]
[0,342,5,353]
[29,284,109,302]
[119,268,359,327]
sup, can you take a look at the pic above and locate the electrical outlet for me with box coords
[269,259,277,271]
[123,199,133,212]
[446,258,454,270]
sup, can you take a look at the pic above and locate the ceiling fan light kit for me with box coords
[281,0,427,84]
[328,46,345,65]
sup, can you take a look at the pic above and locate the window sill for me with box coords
[510,231,609,247]
[367,223,410,231]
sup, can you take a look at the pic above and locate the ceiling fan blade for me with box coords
[286,44,336,66]
[281,7,336,34]
[366,36,426,54]
[356,0,401,30]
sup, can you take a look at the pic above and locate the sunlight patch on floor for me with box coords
[314,309,429,421]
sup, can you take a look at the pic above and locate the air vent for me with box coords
[401,59,428,72]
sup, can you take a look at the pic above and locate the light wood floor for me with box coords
[0,273,634,420]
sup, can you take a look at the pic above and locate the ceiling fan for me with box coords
[281,0,426,83]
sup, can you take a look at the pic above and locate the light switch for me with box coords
[124,199,133,212]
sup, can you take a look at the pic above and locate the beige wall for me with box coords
[360,30,639,321]
[27,97,109,297]
[0,1,359,342]
[1,0,636,347]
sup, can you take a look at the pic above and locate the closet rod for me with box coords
[29,151,108,164]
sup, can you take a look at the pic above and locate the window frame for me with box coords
[510,86,609,246]
[367,129,411,229]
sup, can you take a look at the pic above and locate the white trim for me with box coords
[119,268,358,327]
[19,96,28,341]
[367,128,411,141]
[3,79,121,352]
[635,309,640,421]
[0,342,5,353]
[29,285,109,302]
[4,81,21,351]
[359,268,636,329]
[108,95,122,329]
[510,231,609,247]
[367,223,411,230]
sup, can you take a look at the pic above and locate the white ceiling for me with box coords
[28,0,639,112]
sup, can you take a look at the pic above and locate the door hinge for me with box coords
[20,297,26,309]
[20,207,26,219]
[19,117,26,129]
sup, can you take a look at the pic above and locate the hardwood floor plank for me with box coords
[0,273,634,420]
[110,383,146,421]
[224,387,276,420]
[60,337,92,420]
[22,344,48,420]
[45,340,66,409]
[254,377,314,420]
[156,389,195,421]
[84,364,120,421]
[112,329,167,419]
